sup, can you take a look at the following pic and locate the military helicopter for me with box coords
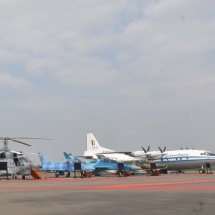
[0,137,49,179]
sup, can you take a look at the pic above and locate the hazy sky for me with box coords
[0,0,215,164]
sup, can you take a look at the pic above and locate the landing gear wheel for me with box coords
[55,173,59,177]
[82,172,87,178]
[124,172,131,177]
[22,175,25,180]
[65,172,70,177]
[199,169,205,174]
[117,171,123,177]
[87,172,92,178]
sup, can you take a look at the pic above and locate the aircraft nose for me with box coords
[131,165,141,170]
[27,163,33,170]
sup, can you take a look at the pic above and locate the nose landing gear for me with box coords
[199,163,213,174]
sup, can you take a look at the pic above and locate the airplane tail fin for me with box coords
[63,152,82,164]
[86,133,114,155]
[87,133,101,151]
[38,152,48,165]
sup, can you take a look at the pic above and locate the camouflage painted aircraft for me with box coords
[64,152,141,176]
[38,152,95,177]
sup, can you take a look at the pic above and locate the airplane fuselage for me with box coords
[152,150,215,170]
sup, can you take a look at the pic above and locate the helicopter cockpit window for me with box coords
[18,157,25,163]
[22,157,29,162]
[18,157,29,163]
[25,157,31,162]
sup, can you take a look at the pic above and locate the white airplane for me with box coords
[152,149,215,173]
[84,133,167,160]
[83,133,215,174]
[83,133,138,162]
[125,145,215,174]
[83,133,167,165]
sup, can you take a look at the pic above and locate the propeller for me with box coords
[141,146,150,153]
[158,146,166,153]
[158,146,167,161]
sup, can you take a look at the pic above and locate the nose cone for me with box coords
[26,163,33,170]
[131,165,142,170]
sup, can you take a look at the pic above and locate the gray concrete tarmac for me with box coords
[0,173,214,215]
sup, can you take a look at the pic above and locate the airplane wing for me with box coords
[94,166,117,170]
[96,152,131,155]
[76,155,94,159]
[96,154,123,162]
[96,152,148,159]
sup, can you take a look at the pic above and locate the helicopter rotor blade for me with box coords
[0,137,9,140]
[8,138,52,140]
[10,139,31,146]
[0,137,51,151]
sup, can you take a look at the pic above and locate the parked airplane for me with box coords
[83,133,143,162]
[83,133,215,174]
[151,149,215,174]
[83,133,166,163]
[38,153,94,177]
[64,152,141,176]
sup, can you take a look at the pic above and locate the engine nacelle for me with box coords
[130,151,146,157]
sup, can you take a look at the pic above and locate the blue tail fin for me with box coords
[63,152,82,164]
[38,152,49,165]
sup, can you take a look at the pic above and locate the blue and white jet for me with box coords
[64,152,141,176]
[38,152,95,177]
